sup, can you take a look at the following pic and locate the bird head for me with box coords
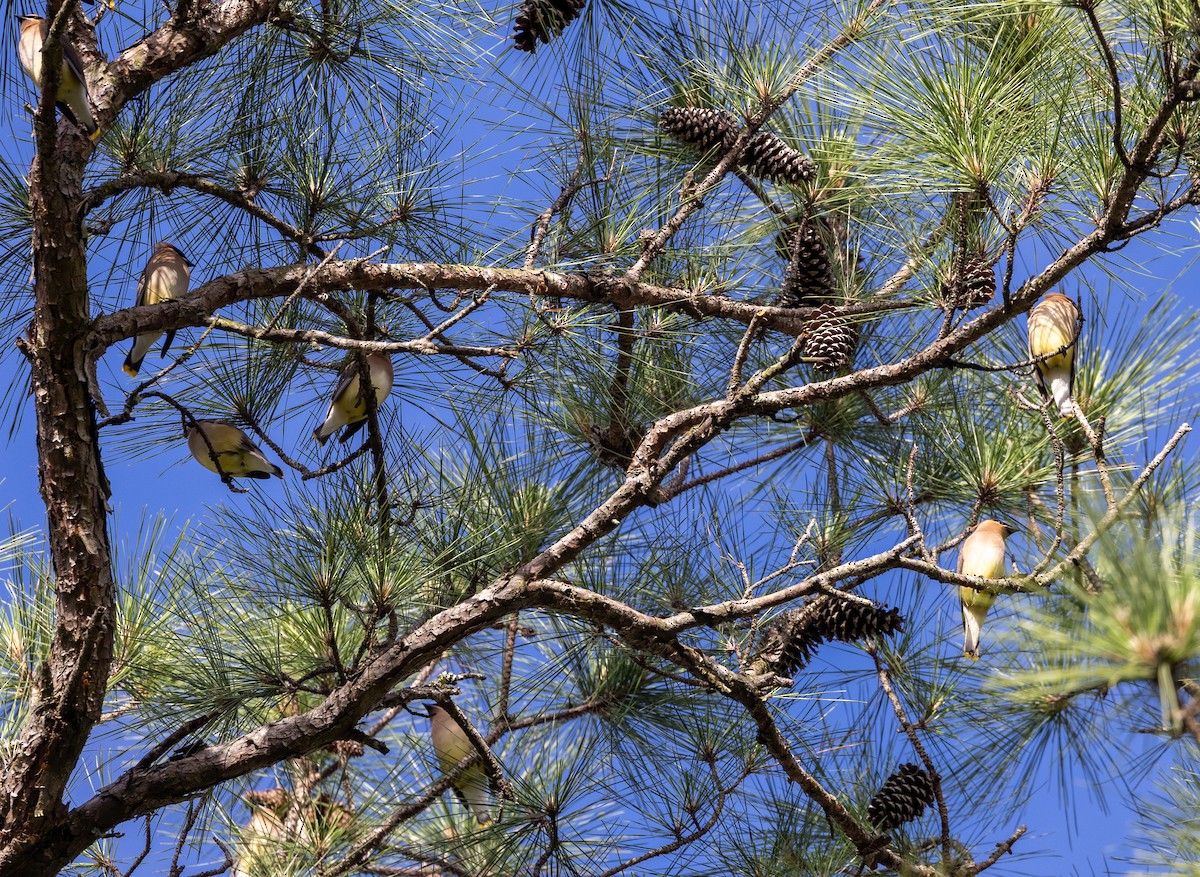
[976,519,1017,538]
[157,241,195,267]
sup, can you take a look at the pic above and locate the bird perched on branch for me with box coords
[123,242,193,377]
[958,519,1012,660]
[427,704,494,825]
[16,14,99,139]
[312,352,394,445]
[187,421,283,480]
[1027,293,1083,417]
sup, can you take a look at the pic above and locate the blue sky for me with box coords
[3,3,1200,875]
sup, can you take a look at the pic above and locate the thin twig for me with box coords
[606,309,637,453]
[1040,421,1191,584]
[524,159,604,269]
[969,825,1027,874]
[97,323,218,430]
[495,613,520,725]
[593,757,752,877]
[663,432,818,499]
[263,242,346,333]
[1032,405,1067,576]
[433,696,514,805]
[1072,407,1116,509]
[625,0,894,281]
[727,312,765,398]
[120,818,153,877]
[867,646,952,867]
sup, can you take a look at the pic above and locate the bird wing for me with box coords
[328,361,359,407]
[238,433,269,458]
[170,245,196,268]
[1067,299,1083,397]
[134,262,150,308]
[956,542,964,574]
[57,33,90,96]
[1031,361,1048,398]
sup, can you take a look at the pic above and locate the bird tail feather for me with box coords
[962,605,984,660]
[456,775,493,825]
[1049,372,1073,417]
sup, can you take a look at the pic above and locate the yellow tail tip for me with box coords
[89,127,102,143]
[122,363,138,377]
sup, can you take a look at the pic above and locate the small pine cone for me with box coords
[803,305,858,373]
[941,256,996,310]
[779,222,833,307]
[753,613,825,678]
[867,764,936,832]
[741,132,816,185]
[660,106,739,154]
[245,788,290,811]
[810,598,905,643]
[513,0,586,52]
[586,420,646,469]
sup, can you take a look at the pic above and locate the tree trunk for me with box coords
[0,116,115,874]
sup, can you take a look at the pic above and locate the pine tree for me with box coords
[2,3,1200,876]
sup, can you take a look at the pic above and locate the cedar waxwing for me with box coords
[233,789,348,877]
[957,519,1012,659]
[312,352,394,445]
[233,790,288,877]
[16,15,99,139]
[123,242,194,377]
[187,421,283,480]
[427,704,493,825]
[1027,292,1083,418]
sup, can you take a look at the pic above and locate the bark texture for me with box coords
[0,101,113,877]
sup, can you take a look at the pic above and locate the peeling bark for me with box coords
[0,118,114,871]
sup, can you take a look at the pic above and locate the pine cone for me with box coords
[742,132,816,185]
[513,0,587,52]
[752,596,905,678]
[803,304,858,373]
[779,222,833,307]
[941,255,996,310]
[867,764,936,831]
[245,788,290,811]
[333,739,366,758]
[813,598,904,642]
[586,420,646,469]
[753,613,824,678]
[660,107,739,154]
